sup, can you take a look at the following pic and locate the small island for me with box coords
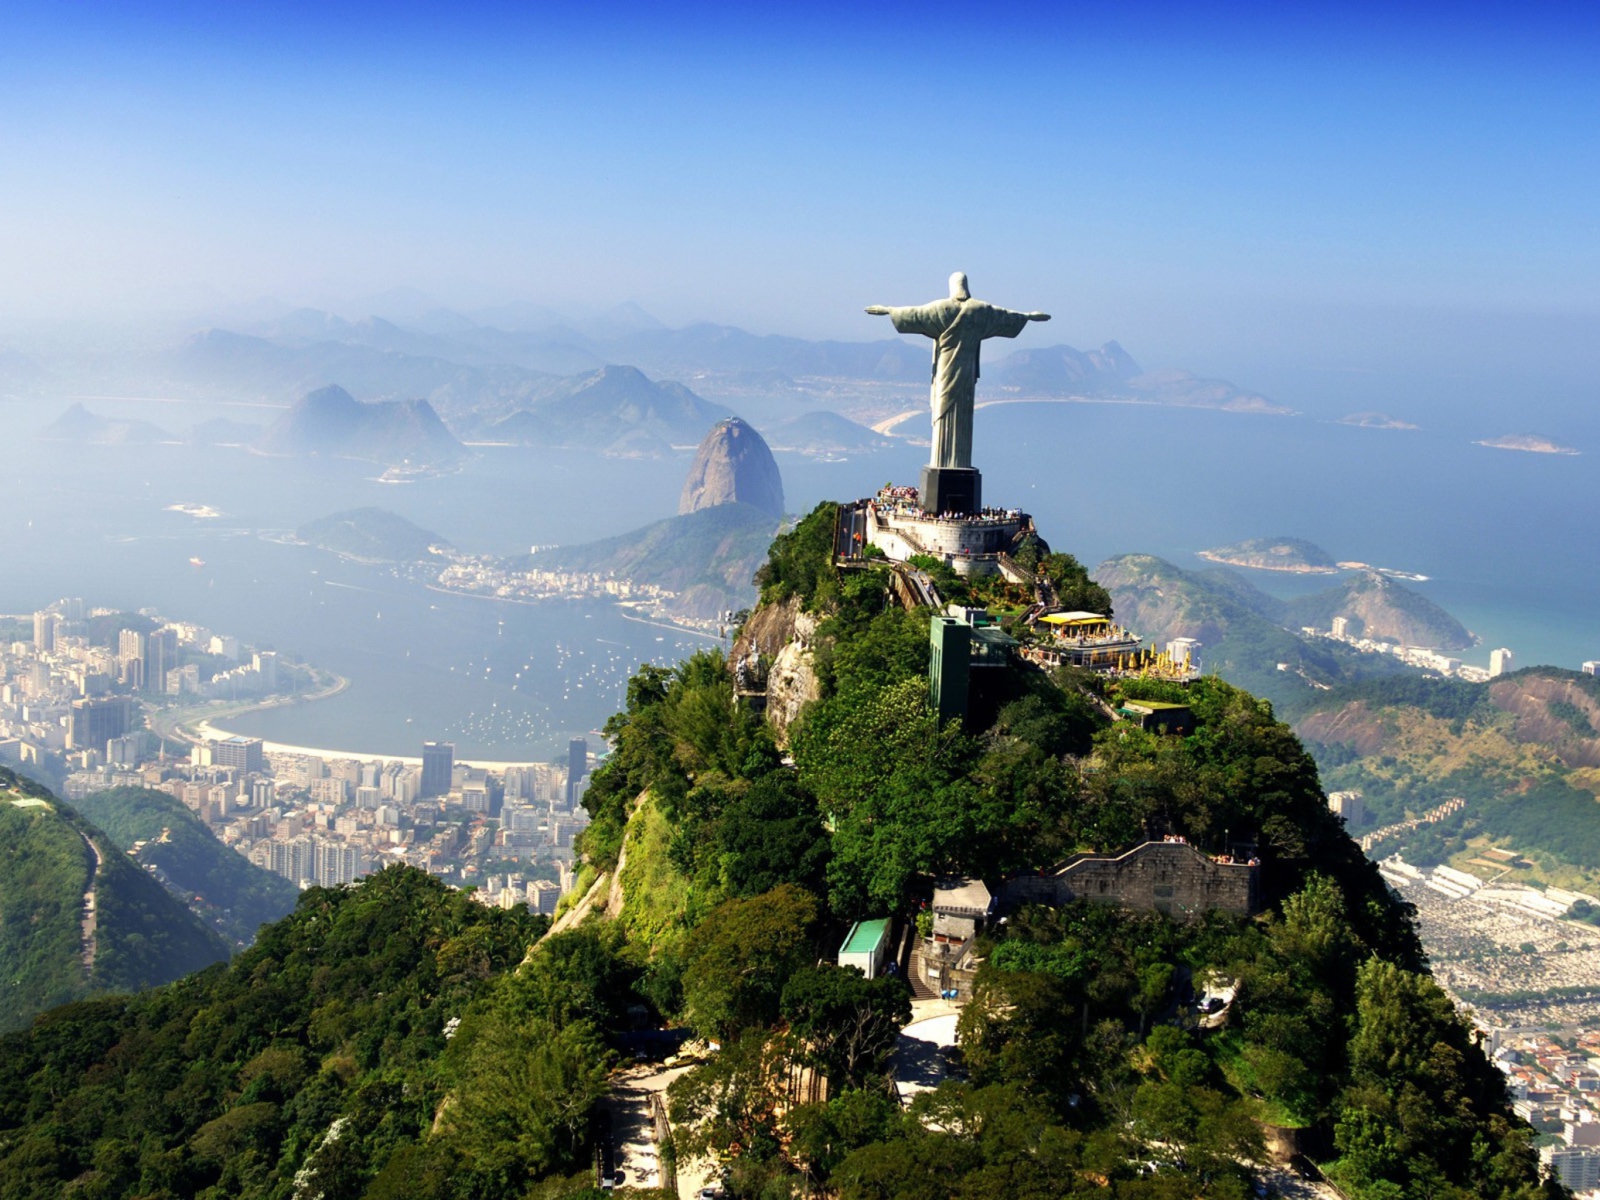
[1337,411,1418,430]
[1475,433,1580,456]
[1197,536,1340,574]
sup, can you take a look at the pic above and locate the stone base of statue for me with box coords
[920,466,982,516]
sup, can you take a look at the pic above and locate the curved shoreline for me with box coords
[190,716,544,770]
[424,582,725,643]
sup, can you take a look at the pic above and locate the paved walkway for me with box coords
[892,1003,962,1102]
[603,1059,719,1195]
[78,830,103,975]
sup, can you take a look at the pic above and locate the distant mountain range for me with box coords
[257,384,465,467]
[0,767,229,1032]
[461,364,731,454]
[109,308,1286,435]
[38,403,173,445]
[1199,536,1340,574]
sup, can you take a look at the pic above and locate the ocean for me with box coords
[0,393,1594,762]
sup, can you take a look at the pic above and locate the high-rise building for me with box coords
[1327,790,1365,827]
[565,738,589,809]
[252,650,279,690]
[68,697,132,753]
[145,627,177,695]
[1489,648,1515,678]
[1166,637,1202,672]
[32,611,58,654]
[421,741,455,798]
[211,735,264,774]
[1584,661,1599,677]
[1330,616,1349,640]
[117,628,147,688]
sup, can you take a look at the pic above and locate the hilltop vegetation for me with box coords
[0,508,1561,1200]
[73,786,300,946]
[0,767,229,1032]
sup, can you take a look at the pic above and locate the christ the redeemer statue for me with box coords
[867,272,1049,514]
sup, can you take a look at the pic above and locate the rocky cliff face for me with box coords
[764,609,822,745]
[679,418,785,518]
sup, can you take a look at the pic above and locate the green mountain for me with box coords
[509,501,779,620]
[1095,553,1417,707]
[72,787,300,947]
[1282,569,1474,650]
[297,506,453,563]
[0,508,1553,1200]
[1297,667,1600,886]
[0,767,230,1032]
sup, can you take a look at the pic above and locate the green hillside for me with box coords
[0,868,547,1200]
[0,509,1558,1200]
[1096,553,1417,707]
[0,767,230,1032]
[1282,570,1474,650]
[510,501,780,619]
[73,786,300,946]
[1297,667,1600,887]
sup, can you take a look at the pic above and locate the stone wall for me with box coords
[1000,841,1259,919]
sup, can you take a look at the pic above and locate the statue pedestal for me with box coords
[920,466,981,516]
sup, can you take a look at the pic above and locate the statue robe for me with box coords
[885,297,1032,471]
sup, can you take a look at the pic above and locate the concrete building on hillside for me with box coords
[838,918,893,979]
[1328,790,1365,828]
[1001,839,1260,919]
[1490,647,1515,678]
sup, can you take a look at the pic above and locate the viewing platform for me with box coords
[838,485,1039,578]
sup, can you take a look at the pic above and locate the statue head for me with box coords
[949,272,970,301]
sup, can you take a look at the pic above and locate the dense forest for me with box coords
[0,505,1565,1199]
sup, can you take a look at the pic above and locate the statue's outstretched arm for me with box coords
[1026,312,1051,321]
[864,306,891,316]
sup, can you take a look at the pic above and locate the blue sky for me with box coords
[2,1,1597,395]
